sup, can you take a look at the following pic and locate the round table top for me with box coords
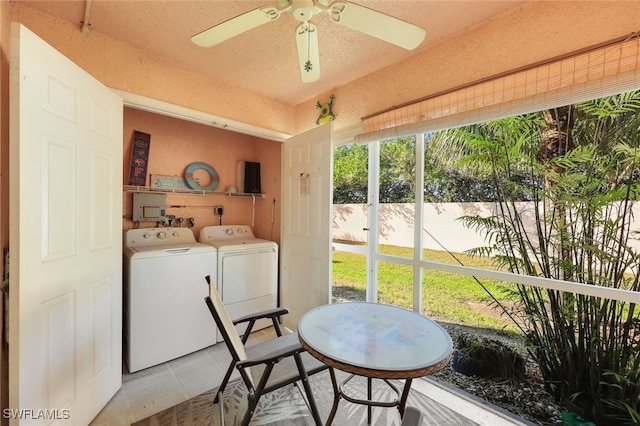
[298,302,453,379]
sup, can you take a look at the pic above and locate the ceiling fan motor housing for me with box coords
[291,0,317,21]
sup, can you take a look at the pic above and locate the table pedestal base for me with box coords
[326,368,413,425]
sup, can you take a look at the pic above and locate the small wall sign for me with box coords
[128,131,151,186]
[300,172,310,196]
[150,175,190,190]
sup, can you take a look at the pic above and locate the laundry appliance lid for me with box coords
[124,242,216,259]
[208,238,277,252]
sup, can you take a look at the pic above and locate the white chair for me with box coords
[204,276,327,426]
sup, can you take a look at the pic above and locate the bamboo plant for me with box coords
[446,91,640,424]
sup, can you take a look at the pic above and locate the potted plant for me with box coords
[452,334,526,379]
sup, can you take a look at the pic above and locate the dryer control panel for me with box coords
[199,225,255,241]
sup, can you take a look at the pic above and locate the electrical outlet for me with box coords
[214,205,224,216]
[162,215,175,226]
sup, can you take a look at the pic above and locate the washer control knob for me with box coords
[172,231,180,238]
[142,233,151,239]
[225,228,233,236]
[157,231,167,240]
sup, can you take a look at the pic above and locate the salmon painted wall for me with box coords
[6,2,640,140]
[8,3,296,136]
[122,108,282,244]
[294,1,640,135]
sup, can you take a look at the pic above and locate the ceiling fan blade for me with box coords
[324,1,426,50]
[295,22,320,83]
[192,6,287,47]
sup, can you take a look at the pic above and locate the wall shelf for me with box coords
[123,185,265,198]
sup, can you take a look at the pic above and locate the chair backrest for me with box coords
[209,284,247,361]
[205,276,256,387]
[206,275,262,387]
[205,277,248,362]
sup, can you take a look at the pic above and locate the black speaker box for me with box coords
[236,161,262,193]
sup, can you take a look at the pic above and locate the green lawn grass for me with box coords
[332,245,518,333]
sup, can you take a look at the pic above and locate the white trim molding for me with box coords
[112,90,292,142]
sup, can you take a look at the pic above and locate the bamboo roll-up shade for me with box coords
[354,35,640,144]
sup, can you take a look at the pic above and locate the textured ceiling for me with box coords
[19,0,528,105]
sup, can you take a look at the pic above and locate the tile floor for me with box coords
[90,328,274,426]
[90,327,528,426]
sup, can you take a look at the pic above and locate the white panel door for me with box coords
[9,24,123,425]
[280,123,333,329]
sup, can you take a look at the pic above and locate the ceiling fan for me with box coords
[191,0,426,83]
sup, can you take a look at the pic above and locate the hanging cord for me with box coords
[307,23,311,69]
[303,23,313,72]
[421,224,524,333]
[270,198,276,241]
[250,195,254,227]
[394,208,524,333]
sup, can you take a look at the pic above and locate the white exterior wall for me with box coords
[333,202,640,255]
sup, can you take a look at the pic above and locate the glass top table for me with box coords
[298,302,453,424]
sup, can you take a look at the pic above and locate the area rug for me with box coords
[133,370,478,425]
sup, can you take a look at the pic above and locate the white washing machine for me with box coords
[199,225,278,340]
[123,227,217,372]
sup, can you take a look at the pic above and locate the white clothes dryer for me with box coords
[199,225,278,340]
[123,227,216,372]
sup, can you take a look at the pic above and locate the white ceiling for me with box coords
[20,0,528,106]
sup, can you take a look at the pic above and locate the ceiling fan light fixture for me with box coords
[291,0,317,22]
